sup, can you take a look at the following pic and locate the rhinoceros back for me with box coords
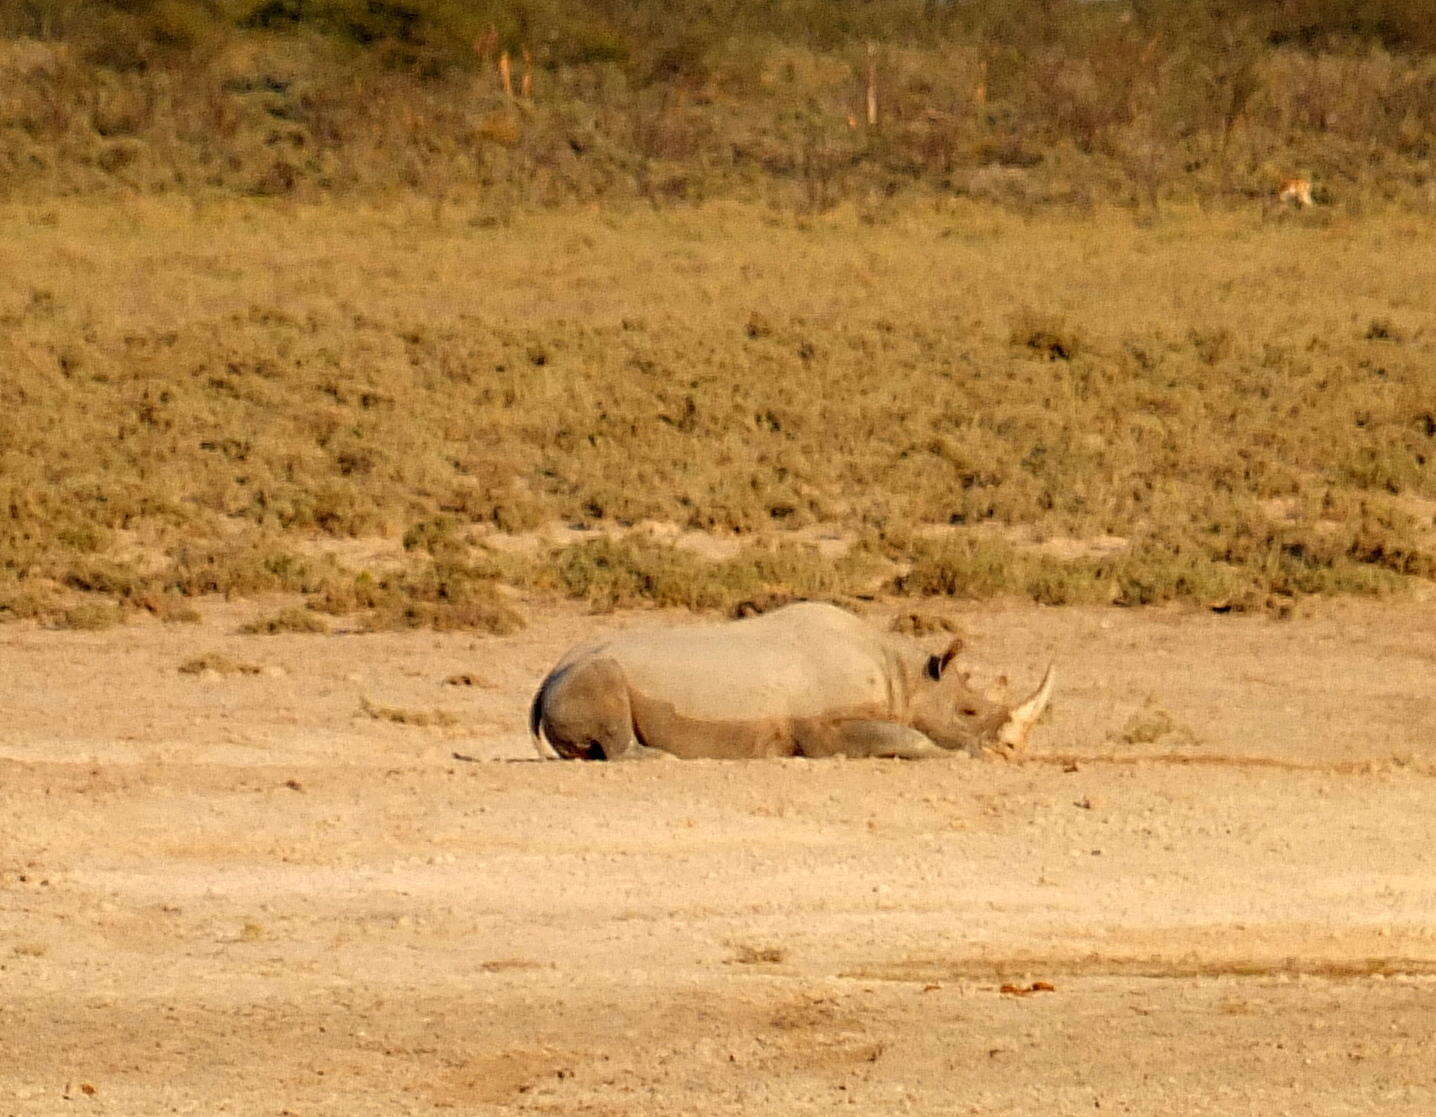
[596,602,894,722]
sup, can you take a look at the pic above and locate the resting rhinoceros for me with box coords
[530,602,1053,761]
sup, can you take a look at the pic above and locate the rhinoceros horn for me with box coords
[996,665,1055,751]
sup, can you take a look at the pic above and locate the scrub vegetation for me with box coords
[4,0,1436,210]
[1,199,1432,628]
[1,2,1433,629]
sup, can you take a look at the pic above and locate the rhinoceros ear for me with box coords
[926,637,965,680]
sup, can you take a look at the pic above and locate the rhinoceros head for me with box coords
[910,638,1055,756]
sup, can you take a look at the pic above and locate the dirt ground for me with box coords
[2,596,1435,1114]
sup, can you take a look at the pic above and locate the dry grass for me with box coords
[516,536,883,614]
[443,673,495,688]
[728,943,790,966]
[308,559,525,634]
[238,607,329,636]
[1111,702,1202,748]
[359,698,460,729]
[889,612,965,637]
[0,199,1431,621]
[177,653,263,677]
[54,601,125,631]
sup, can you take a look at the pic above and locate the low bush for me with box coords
[238,607,330,635]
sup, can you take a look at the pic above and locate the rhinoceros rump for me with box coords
[530,602,1053,760]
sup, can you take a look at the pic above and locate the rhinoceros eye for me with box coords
[960,706,978,717]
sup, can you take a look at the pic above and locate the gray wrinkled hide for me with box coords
[530,602,1027,761]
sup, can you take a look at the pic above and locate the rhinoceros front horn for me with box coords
[996,664,1055,751]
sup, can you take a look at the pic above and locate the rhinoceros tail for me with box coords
[529,674,562,760]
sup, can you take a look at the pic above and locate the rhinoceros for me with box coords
[529,602,1053,761]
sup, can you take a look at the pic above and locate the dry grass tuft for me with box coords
[476,959,545,973]
[444,673,495,688]
[359,698,460,729]
[728,943,789,965]
[144,596,203,624]
[238,607,330,636]
[55,601,125,631]
[890,611,965,637]
[0,578,57,622]
[178,653,263,677]
[1008,311,1086,362]
[1111,702,1202,748]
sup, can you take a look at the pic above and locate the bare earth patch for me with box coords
[1,598,1434,1113]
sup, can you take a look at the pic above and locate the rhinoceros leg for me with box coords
[826,721,956,760]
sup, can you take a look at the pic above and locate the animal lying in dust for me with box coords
[529,602,1053,761]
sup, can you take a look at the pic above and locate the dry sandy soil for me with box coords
[2,596,1435,1114]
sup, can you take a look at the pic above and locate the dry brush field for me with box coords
[3,197,1434,626]
[1,198,1435,1113]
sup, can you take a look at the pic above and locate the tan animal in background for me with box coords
[1276,177,1314,208]
[530,602,1054,761]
